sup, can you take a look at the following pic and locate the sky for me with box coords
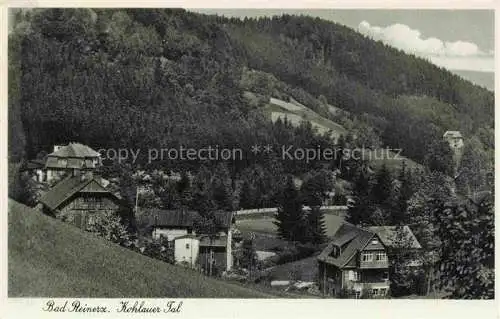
[194,9,494,73]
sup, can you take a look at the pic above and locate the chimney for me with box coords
[53,144,65,152]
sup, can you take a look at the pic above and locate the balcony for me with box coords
[359,260,389,269]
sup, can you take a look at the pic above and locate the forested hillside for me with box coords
[9,9,493,168]
[226,14,494,163]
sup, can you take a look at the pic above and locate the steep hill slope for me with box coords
[8,200,278,298]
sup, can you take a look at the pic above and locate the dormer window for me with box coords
[332,245,341,258]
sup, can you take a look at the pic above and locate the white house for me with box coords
[174,234,200,268]
[139,208,235,274]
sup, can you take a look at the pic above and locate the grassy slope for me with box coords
[264,96,347,140]
[237,213,345,238]
[267,256,318,282]
[8,200,280,298]
[254,95,421,172]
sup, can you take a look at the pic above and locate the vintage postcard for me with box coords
[2,4,497,319]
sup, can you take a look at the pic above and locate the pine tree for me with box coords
[177,170,190,194]
[212,163,235,211]
[274,175,305,242]
[239,178,255,209]
[190,166,217,215]
[392,161,414,224]
[305,206,326,245]
[347,168,372,226]
[372,163,392,206]
[455,137,492,197]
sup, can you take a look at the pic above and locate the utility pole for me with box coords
[209,248,213,277]
[135,186,139,214]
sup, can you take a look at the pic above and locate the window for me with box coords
[332,245,340,258]
[58,158,68,166]
[382,272,389,280]
[372,288,379,296]
[376,252,387,261]
[83,197,103,209]
[185,243,190,249]
[371,239,379,245]
[380,288,387,296]
[362,252,373,262]
[87,215,96,226]
[348,270,360,282]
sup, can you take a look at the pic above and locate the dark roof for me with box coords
[175,234,199,240]
[199,235,227,247]
[39,174,115,211]
[213,211,234,228]
[443,131,463,138]
[318,223,375,268]
[140,209,234,229]
[48,143,101,158]
[141,209,200,228]
[367,226,422,249]
[25,159,46,169]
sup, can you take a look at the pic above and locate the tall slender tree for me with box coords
[274,175,305,242]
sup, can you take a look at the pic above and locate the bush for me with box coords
[139,237,175,264]
[85,210,131,245]
[272,243,316,265]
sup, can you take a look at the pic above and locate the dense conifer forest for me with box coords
[9,8,493,166]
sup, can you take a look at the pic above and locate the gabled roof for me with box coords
[140,209,234,229]
[39,175,115,211]
[367,226,422,249]
[141,209,200,228]
[318,223,375,268]
[213,211,234,228]
[48,143,101,158]
[25,159,46,170]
